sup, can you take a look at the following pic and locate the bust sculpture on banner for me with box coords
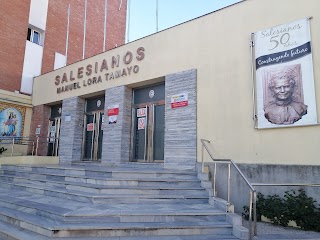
[263,65,307,125]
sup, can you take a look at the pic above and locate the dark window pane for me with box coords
[27,28,31,41]
[33,31,39,44]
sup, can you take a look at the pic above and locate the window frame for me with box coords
[27,28,42,45]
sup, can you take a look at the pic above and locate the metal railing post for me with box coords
[249,190,253,240]
[201,144,204,173]
[200,139,256,239]
[11,138,15,157]
[213,162,217,197]
[32,141,35,156]
[36,136,39,156]
[227,162,231,203]
[253,190,257,237]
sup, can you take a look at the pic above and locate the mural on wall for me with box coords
[0,103,26,137]
[254,18,317,129]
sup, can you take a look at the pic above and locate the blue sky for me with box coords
[126,0,241,42]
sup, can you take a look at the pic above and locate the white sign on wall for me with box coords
[254,18,317,129]
[107,104,119,124]
[171,93,188,109]
[35,127,41,135]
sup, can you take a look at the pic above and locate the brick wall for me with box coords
[105,0,127,51]
[42,0,127,74]
[41,0,69,74]
[85,0,105,58]
[0,0,31,92]
[29,105,51,156]
[0,0,127,91]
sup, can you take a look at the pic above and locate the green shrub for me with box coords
[242,189,320,232]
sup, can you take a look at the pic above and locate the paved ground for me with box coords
[243,220,320,240]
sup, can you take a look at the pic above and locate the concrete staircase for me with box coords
[0,163,248,239]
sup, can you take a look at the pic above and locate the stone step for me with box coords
[52,222,233,238]
[0,181,209,204]
[0,206,58,237]
[0,190,224,224]
[0,205,233,238]
[0,164,198,180]
[0,219,238,240]
[0,219,49,240]
[5,174,204,190]
[9,180,207,197]
[0,171,201,187]
[6,176,208,196]
[0,164,247,239]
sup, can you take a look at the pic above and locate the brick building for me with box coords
[0,0,127,153]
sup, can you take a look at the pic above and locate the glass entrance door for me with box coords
[83,111,104,160]
[131,83,165,162]
[47,104,62,156]
[132,103,165,162]
[47,117,61,156]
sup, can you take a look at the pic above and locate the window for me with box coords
[27,28,41,45]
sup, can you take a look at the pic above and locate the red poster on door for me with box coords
[138,117,145,130]
[137,108,147,117]
[87,123,94,131]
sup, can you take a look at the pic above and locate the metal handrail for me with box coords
[201,139,320,240]
[200,139,257,240]
[0,136,59,157]
[253,183,320,187]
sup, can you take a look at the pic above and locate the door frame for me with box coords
[47,117,61,156]
[82,110,104,161]
[130,99,165,163]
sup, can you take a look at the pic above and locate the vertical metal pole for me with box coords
[201,144,204,173]
[144,105,148,161]
[249,190,253,240]
[250,33,257,127]
[130,108,135,161]
[253,191,258,237]
[91,113,96,160]
[36,136,39,156]
[11,138,15,157]
[156,0,159,32]
[65,3,70,65]
[94,112,101,160]
[227,162,231,203]
[151,104,155,162]
[126,0,131,43]
[32,142,34,156]
[213,162,217,197]
[118,0,123,10]
[81,115,87,160]
[82,0,87,59]
[103,0,108,51]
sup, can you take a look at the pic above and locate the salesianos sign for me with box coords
[55,47,145,94]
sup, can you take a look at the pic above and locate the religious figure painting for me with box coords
[0,108,23,137]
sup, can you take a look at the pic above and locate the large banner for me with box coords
[254,18,317,129]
